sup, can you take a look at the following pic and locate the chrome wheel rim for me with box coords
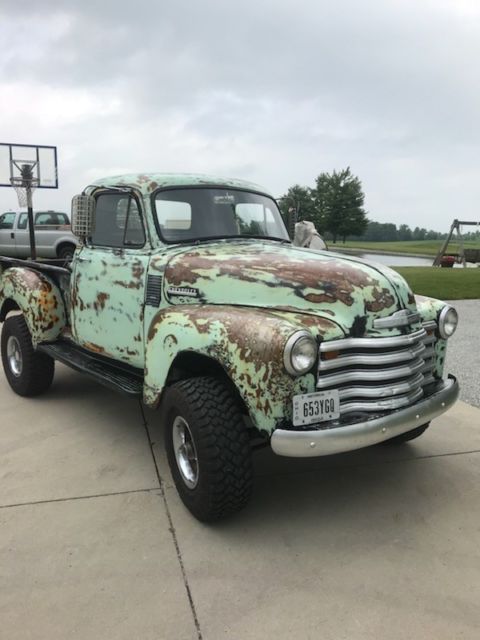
[172,416,199,489]
[7,336,23,377]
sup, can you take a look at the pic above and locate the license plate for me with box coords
[292,390,340,426]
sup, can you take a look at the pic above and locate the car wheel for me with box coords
[1,315,55,396]
[58,245,75,262]
[163,376,253,522]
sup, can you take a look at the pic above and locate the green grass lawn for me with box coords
[393,267,480,299]
[339,240,480,256]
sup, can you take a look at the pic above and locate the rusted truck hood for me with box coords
[161,241,416,336]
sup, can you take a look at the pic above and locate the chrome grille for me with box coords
[318,324,437,415]
[420,321,436,386]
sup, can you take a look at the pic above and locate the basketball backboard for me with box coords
[0,143,58,188]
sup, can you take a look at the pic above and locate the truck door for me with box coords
[70,191,149,369]
[12,212,30,257]
[0,212,17,256]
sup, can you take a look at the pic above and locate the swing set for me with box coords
[433,219,480,267]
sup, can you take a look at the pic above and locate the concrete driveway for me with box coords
[1,364,479,639]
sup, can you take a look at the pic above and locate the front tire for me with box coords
[163,376,253,522]
[1,316,55,396]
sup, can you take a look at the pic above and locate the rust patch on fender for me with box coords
[0,268,66,345]
[132,263,145,279]
[365,288,396,312]
[94,292,110,311]
[112,279,142,290]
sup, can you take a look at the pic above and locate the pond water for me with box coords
[352,252,434,267]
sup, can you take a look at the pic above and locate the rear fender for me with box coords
[144,305,319,434]
[0,268,66,345]
[54,235,78,252]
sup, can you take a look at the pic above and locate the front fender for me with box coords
[0,268,66,345]
[415,294,449,378]
[414,294,447,322]
[144,305,327,434]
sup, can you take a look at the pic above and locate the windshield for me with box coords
[154,187,289,243]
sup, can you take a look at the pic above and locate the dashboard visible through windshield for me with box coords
[153,187,289,243]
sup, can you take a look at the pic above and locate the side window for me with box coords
[35,212,56,226]
[56,213,69,225]
[91,193,145,248]
[0,212,16,229]
[17,213,28,229]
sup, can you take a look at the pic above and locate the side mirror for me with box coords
[71,194,95,240]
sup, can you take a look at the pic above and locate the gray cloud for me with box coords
[1,0,479,229]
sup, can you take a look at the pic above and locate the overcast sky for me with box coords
[1,0,479,231]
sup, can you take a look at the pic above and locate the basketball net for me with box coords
[10,177,39,207]
[10,163,39,207]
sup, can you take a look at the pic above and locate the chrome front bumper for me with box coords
[271,375,459,457]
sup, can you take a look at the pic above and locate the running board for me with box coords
[37,341,143,397]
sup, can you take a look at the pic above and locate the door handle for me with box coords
[10,232,14,239]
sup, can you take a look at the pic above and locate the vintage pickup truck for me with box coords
[0,210,77,260]
[0,173,459,521]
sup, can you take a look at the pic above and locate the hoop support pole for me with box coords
[26,185,37,260]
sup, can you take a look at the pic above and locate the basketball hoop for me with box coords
[10,175,39,207]
[1,142,59,260]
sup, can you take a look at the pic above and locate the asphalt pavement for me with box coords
[0,311,479,639]
[445,299,480,407]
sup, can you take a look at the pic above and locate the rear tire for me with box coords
[163,376,253,522]
[383,422,430,445]
[58,244,75,262]
[1,316,55,396]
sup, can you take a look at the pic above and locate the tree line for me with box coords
[279,168,480,242]
[348,221,480,242]
[350,222,445,242]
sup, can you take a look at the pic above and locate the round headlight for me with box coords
[284,331,317,375]
[438,305,458,339]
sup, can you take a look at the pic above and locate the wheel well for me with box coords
[165,351,249,415]
[56,242,76,257]
[0,298,20,322]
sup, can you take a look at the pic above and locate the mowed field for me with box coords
[340,240,480,256]
[393,267,480,299]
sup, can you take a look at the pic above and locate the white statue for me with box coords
[293,220,327,250]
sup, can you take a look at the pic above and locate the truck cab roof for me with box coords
[88,173,273,197]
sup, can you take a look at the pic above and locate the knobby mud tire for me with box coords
[1,315,55,396]
[163,376,253,522]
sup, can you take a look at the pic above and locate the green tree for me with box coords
[398,224,413,241]
[312,167,367,243]
[412,226,427,241]
[278,184,319,235]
